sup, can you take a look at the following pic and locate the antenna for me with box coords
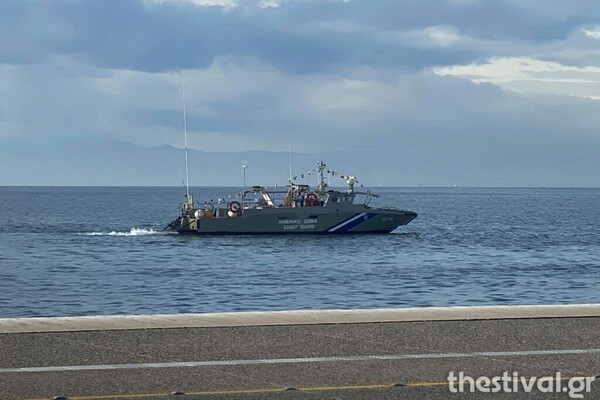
[241,160,247,193]
[288,134,293,184]
[182,83,190,200]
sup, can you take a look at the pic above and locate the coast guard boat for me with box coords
[166,86,416,234]
[167,161,417,235]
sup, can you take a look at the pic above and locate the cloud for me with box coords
[1,0,600,185]
[2,0,597,74]
[257,0,280,8]
[145,0,239,8]
[434,57,600,100]
[424,26,461,47]
[583,26,600,39]
[143,0,351,10]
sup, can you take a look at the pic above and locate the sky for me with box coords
[1,0,600,186]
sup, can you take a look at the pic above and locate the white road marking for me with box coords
[1,348,599,374]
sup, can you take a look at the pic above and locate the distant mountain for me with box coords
[1,139,598,187]
[0,139,413,186]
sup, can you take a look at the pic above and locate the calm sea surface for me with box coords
[0,186,599,317]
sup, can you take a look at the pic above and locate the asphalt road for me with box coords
[1,317,599,399]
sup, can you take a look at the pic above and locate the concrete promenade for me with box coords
[1,304,599,399]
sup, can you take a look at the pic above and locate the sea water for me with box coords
[0,186,599,317]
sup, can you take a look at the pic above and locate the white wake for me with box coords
[82,228,158,236]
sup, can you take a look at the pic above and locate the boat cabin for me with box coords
[180,160,379,220]
[325,191,355,205]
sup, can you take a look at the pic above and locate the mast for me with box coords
[241,160,247,203]
[317,160,326,192]
[182,84,190,200]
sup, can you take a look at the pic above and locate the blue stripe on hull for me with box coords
[324,212,377,233]
[324,213,362,232]
[332,212,376,232]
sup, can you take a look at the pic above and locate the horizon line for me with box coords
[1,185,599,189]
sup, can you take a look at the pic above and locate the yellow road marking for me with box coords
[299,384,391,391]
[407,376,581,388]
[20,377,586,400]
[21,384,391,400]
[406,381,449,387]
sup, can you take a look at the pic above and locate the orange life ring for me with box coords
[228,201,241,214]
